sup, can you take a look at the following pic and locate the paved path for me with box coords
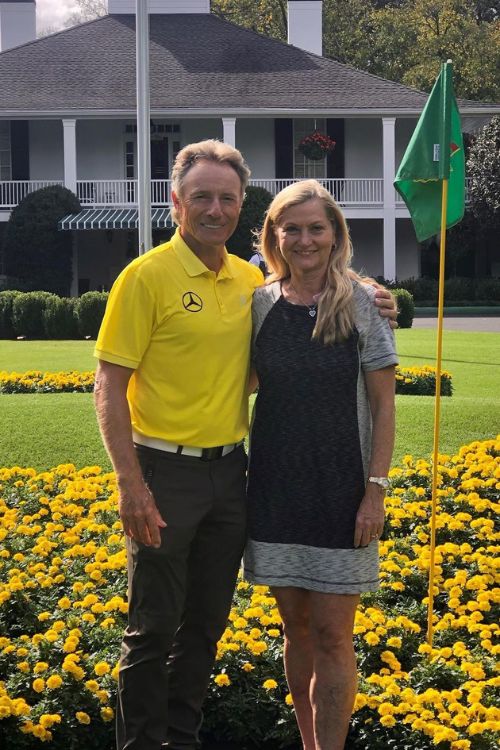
[412,317,499,333]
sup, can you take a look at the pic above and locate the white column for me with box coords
[62,119,77,195]
[136,0,152,255]
[382,117,396,282]
[222,117,236,147]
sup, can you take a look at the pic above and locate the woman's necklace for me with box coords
[289,282,322,318]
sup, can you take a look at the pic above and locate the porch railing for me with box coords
[0,180,63,208]
[0,177,473,211]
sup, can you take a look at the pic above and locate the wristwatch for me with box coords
[367,476,390,490]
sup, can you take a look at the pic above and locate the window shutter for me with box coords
[274,119,294,178]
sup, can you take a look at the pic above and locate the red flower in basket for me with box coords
[299,131,336,161]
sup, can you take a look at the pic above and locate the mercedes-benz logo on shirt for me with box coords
[182,291,203,312]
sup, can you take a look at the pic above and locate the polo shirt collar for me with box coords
[172,228,234,279]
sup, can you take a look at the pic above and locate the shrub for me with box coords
[11,291,57,339]
[0,290,22,339]
[444,276,474,302]
[392,288,414,328]
[474,277,500,303]
[226,185,273,260]
[3,185,81,296]
[75,291,108,339]
[43,296,79,340]
[395,365,452,396]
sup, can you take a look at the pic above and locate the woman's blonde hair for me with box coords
[260,179,357,345]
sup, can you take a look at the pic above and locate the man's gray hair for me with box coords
[170,139,251,224]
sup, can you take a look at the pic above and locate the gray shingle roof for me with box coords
[0,13,497,114]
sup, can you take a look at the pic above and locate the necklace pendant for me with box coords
[309,308,317,317]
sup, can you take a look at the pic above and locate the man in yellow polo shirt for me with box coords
[94,139,396,750]
[95,140,262,750]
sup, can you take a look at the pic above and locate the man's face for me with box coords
[172,160,244,255]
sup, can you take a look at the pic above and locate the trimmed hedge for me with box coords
[395,276,500,305]
[43,296,80,340]
[0,290,22,338]
[392,288,415,329]
[11,291,58,339]
[75,291,109,339]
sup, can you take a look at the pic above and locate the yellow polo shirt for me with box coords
[95,230,263,447]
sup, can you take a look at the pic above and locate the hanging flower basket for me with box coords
[298,131,336,161]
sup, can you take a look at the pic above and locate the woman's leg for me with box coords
[271,587,315,750]
[309,592,360,750]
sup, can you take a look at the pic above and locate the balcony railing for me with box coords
[0,180,64,208]
[0,177,473,211]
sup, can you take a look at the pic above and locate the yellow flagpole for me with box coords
[427,177,448,646]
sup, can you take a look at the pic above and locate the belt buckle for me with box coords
[200,446,224,461]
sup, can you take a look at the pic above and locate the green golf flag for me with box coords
[394,62,465,242]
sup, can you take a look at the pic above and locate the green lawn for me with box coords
[0,330,498,470]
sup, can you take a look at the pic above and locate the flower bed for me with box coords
[0,366,453,397]
[0,438,498,749]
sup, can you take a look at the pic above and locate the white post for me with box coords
[136,0,152,255]
[222,118,236,147]
[62,119,77,195]
[382,117,397,281]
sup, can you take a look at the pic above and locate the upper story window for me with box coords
[294,119,327,179]
[0,123,12,181]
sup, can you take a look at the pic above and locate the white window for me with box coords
[294,118,327,179]
[0,122,12,181]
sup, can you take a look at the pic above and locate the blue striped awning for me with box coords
[58,207,173,230]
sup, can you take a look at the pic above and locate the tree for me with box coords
[3,186,81,296]
[468,115,500,228]
[65,0,107,27]
[213,0,500,101]
[226,185,273,260]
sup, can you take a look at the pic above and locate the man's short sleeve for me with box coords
[94,264,157,369]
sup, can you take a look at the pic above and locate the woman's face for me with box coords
[274,198,335,276]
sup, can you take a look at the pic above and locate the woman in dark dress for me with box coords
[244,180,397,750]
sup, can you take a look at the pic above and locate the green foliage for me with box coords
[3,186,80,297]
[392,288,415,328]
[468,114,500,231]
[75,292,108,339]
[11,292,57,339]
[443,276,475,302]
[474,276,500,301]
[396,277,438,304]
[43,297,79,340]
[0,290,22,339]
[212,1,500,101]
[395,365,453,396]
[226,186,274,260]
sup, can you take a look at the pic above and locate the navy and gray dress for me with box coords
[244,280,398,594]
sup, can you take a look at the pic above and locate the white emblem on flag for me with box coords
[433,144,440,161]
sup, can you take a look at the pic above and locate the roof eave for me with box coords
[1,105,499,119]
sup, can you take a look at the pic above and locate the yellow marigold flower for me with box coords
[364,632,380,646]
[285,693,294,706]
[33,662,49,674]
[37,612,51,622]
[94,661,110,676]
[262,679,278,690]
[39,714,61,729]
[101,707,114,722]
[17,662,30,673]
[214,674,231,687]
[380,715,396,727]
[32,678,45,693]
[46,674,63,690]
[76,711,91,725]
[242,662,254,672]
[58,596,71,609]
